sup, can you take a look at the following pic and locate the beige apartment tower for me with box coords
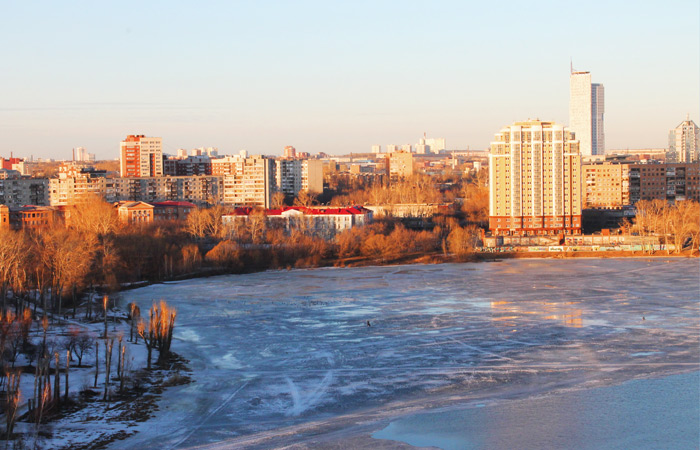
[489,120,582,236]
[387,151,414,181]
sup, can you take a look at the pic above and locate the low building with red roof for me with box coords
[222,205,372,238]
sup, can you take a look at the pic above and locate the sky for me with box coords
[1,1,698,160]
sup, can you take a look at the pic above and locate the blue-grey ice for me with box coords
[110,258,700,449]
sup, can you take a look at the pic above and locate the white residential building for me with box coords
[668,117,699,162]
[222,206,373,239]
[426,137,446,154]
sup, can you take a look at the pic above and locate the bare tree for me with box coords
[4,369,21,439]
[65,350,71,402]
[138,301,177,369]
[69,195,121,236]
[294,190,317,207]
[53,352,60,403]
[447,225,481,259]
[271,191,286,208]
[73,332,94,367]
[93,340,99,388]
[104,338,114,402]
[42,228,96,315]
[0,229,25,310]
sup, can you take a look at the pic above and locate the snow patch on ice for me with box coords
[215,352,245,369]
[177,328,201,342]
[285,369,335,416]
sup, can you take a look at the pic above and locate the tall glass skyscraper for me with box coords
[570,69,605,156]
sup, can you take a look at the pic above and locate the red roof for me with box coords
[227,206,372,217]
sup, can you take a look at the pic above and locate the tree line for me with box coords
[627,199,700,254]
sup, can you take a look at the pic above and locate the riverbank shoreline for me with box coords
[114,248,697,295]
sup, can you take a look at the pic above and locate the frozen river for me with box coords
[112,258,699,449]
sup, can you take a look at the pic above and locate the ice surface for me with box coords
[110,258,699,449]
[373,371,700,450]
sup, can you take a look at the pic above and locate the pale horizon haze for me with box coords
[1,0,698,160]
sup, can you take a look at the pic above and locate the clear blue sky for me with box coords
[1,0,698,160]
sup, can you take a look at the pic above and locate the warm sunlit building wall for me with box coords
[489,120,582,236]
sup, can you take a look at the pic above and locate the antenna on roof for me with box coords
[570,59,573,74]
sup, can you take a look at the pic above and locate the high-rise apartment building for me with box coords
[489,120,582,236]
[582,162,633,208]
[415,139,429,154]
[50,163,220,206]
[426,137,446,154]
[387,151,414,181]
[583,161,700,207]
[221,155,276,207]
[275,159,302,195]
[49,164,114,205]
[0,174,49,208]
[74,147,95,162]
[119,135,163,177]
[668,117,699,162]
[386,144,399,153]
[570,69,604,156]
[164,155,212,176]
[630,163,699,203]
[301,159,323,194]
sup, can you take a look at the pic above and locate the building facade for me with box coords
[116,201,154,224]
[50,164,221,206]
[583,161,700,208]
[49,164,113,206]
[112,176,221,205]
[570,70,605,156]
[387,151,414,181]
[0,205,56,231]
[163,155,212,176]
[301,159,323,194]
[668,118,699,163]
[583,162,632,208]
[119,135,163,177]
[426,137,446,154]
[116,200,196,224]
[489,120,582,236]
[630,162,699,204]
[0,170,49,208]
[222,206,373,239]
[221,155,276,207]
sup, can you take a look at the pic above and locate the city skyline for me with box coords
[1,1,698,160]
